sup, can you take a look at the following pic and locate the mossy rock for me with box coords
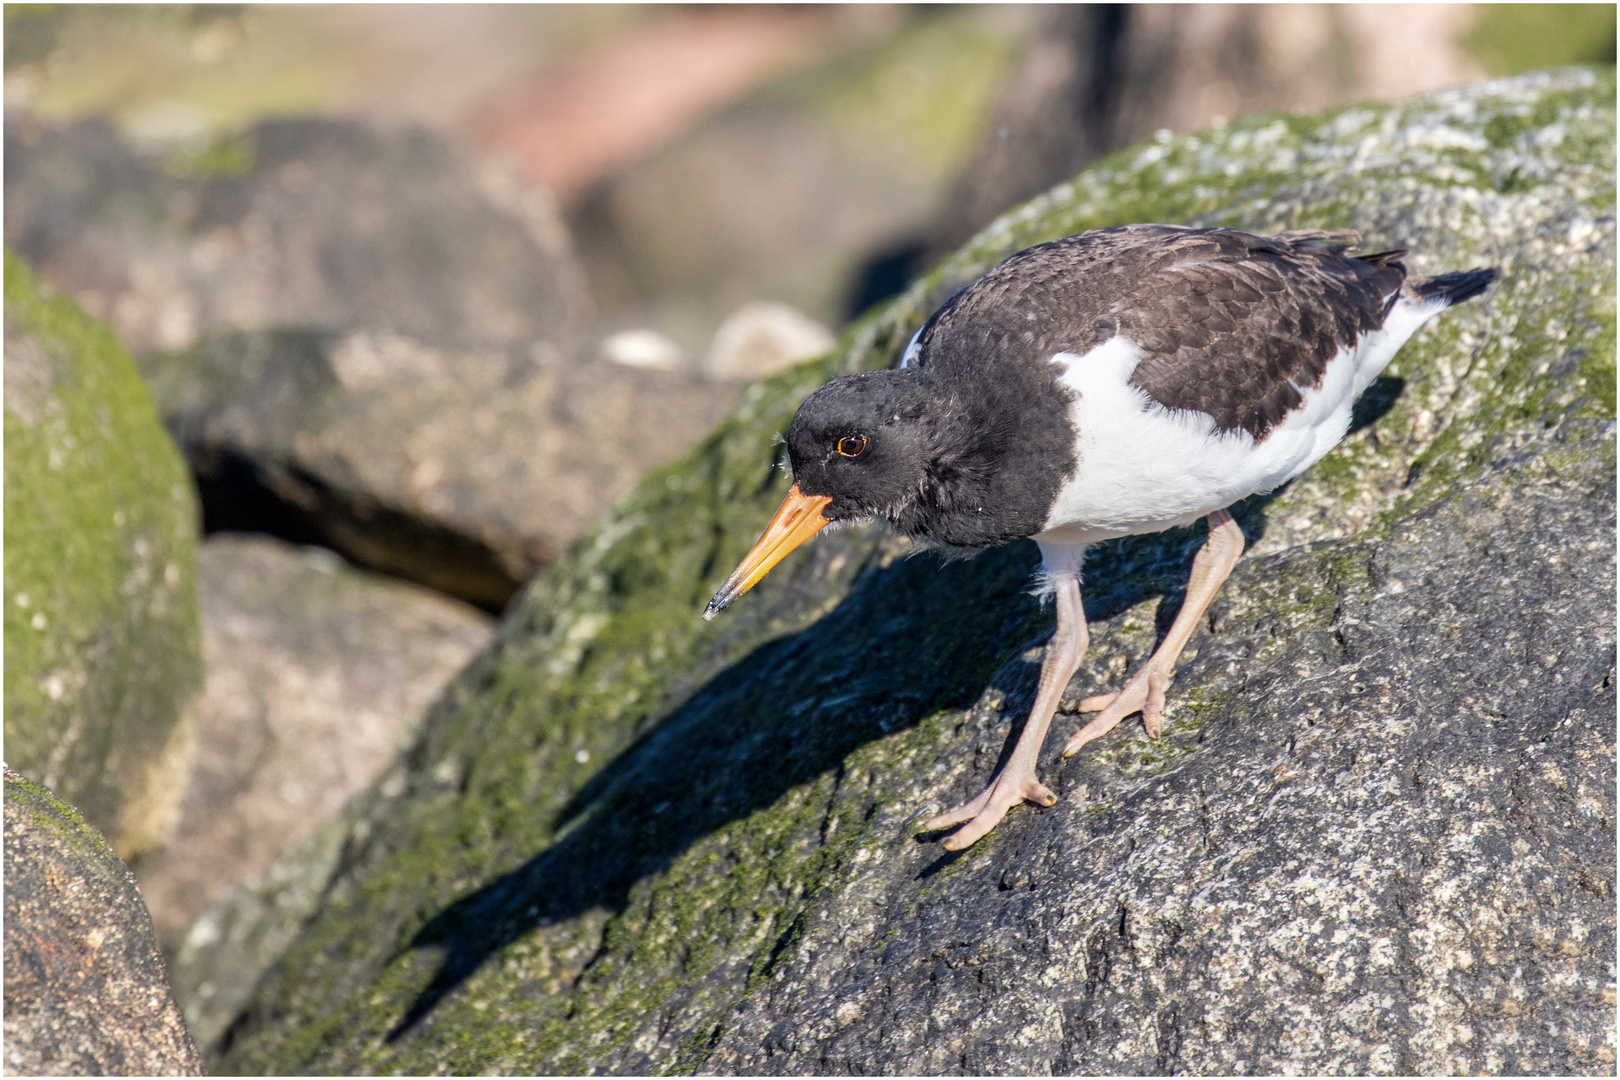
[219,70,1615,1075]
[4,249,202,858]
[3,766,203,1074]
[4,117,737,611]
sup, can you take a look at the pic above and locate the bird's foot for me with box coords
[1063,663,1171,756]
[923,768,1057,851]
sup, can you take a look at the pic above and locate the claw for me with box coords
[1144,669,1170,738]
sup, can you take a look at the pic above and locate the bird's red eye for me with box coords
[836,434,869,458]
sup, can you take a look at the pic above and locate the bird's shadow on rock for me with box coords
[381,401,1379,1039]
[1349,375,1405,439]
[384,538,1040,1039]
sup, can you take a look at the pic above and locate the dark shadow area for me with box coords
[192,446,331,547]
[845,240,929,323]
[1348,375,1405,436]
[384,496,1281,1041]
[189,445,525,614]
[915,847,970,880]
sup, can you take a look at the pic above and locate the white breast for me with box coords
[1034,296,1445,545]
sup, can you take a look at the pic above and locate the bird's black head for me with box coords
[702,368,936,621]
[785,370,933,525]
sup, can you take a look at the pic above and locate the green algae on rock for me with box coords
[3,766,204,1074]
[218,70,1615,1075]
[4,249,202,859]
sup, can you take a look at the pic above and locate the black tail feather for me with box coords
[1414,267,1499,306]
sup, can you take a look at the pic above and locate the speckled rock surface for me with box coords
[136,534,494,951]
[133,535,493,1049]
[3,250,202,860]
[5,117,736,610]
[216,70,1615,1075]
[3,767,203,1076]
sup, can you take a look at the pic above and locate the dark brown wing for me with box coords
[916,225,1406,441]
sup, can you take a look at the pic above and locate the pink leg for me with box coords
[925,573,1088,850]
[1063,509,1244,756]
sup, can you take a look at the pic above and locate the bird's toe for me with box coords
[922,786,995,831]
[1143,669,1172,738]
[1064,694,1139,755]
[926,771,1055,848]
[940,805,1012,851]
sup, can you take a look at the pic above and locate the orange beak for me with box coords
[703,484,833,619]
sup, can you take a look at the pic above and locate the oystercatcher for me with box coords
[704,225,1496,849]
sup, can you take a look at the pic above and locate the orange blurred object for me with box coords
[473,9,833,204]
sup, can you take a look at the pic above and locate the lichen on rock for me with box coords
[4,248,202,859]
[217,70,1615,1075]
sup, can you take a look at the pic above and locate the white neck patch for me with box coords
[899,325,924,369]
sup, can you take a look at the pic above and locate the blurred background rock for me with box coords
[8,5,1613,340]
[3,2,1613,1064]
[5,244,202,873]
[133,535,495,953]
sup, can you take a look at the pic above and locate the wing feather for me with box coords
[912,225,1404,441]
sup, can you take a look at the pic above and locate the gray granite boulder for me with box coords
[5,116,736,609]
[5,114,588,358]
[3,249,202,859]
[135,534,494,953]
[3,767,203,1075]
[216,70,1615,1074]
[132,535,493,1050]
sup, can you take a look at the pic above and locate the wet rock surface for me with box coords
[3,767,204,1076]
[3,250,202,859]
[208,70,1615,1075]
[4,117,739,609]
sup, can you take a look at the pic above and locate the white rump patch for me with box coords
[1353,294,1448,398]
